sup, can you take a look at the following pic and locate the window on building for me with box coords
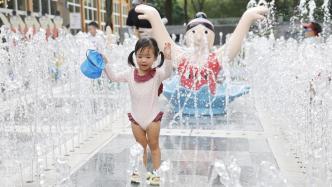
[0,0,6,8]
[75,6,80,13]
[67,0,80,13]
[41,0,49,14]
[7,0,15,10]
[17,0,27,11]
[122,6,127,15]
[101,12,105,22]
[115,15,120,25]
[93,10,97,21]
[50,0,57,15]
[68,5,74,13]
[33,0,40,12]
[84,0,97,25]
[85,0,92,7]
[101,0,105,10]
[84,8,88,19]
[101,1,107,31]
[89,9,93,20]
[114,3,118,13]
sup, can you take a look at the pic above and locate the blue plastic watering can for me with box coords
[80,49,105,79]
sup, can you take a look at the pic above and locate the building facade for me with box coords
[0,0,131,33]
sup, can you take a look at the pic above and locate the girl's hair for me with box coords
[128,37,164,68]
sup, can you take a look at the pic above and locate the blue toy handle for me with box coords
[86,49,105,69]
[86,49,97,67]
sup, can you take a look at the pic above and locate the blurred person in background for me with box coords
[87,21,106,51]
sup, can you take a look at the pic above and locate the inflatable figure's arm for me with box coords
[33,17,40,30]
[18,16,26,30]
[218,6,268,62]
[0,13,10,27]
[103,54,129,82]
[55,17,63,28]
[135,5,183,62]
[158,43,173,81]
[48,18,54,30]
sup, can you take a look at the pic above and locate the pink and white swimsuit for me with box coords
[178,52,221,95]
[105,60,173,130]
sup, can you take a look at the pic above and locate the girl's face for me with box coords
[136,47,156,71]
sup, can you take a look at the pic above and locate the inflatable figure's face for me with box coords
[185,24,215,49]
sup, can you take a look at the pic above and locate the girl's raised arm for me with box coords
[158,43,173,81]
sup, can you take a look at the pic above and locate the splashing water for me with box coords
[245,33,332,186]
[209,157,242,187]
[247,0,257,9]
[0,26,134,186]
[322,0,331,37]
[256,161,289,187]
[308,0,316,21]
[0,1,332,185]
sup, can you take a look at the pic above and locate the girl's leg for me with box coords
[146,121,161,170]
[131,123,148,167]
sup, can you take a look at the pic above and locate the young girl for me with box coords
[103,37,172,186]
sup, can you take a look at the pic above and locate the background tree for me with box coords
[148,0,331,24]
[105,0,113,30]
[184,0,189,23]
[165,0,173,24]
[191,0,206,12]
[148,0,184,24]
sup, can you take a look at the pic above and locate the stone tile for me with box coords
[239,166,257,187]
[249,139,271,153]
[70,133,277,186]
[250,152,278,168]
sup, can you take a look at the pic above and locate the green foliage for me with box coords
[148,0,185,24]
[148,0,332,24]
[273,0,331,22]
[204,0,247,18]
[177,0,248,18]
[172,2,185,24]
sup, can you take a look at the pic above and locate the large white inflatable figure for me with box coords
[10,11,25,33]
[52,11,63,38]
[24,11,40,38]
[39,13,54,39]
[0,12,11,27]
[135,5,268,115]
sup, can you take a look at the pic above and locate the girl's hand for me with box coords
[164,42,171,60]
[101,53,110,64]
